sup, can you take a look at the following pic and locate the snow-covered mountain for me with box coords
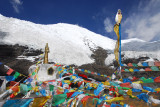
[105,38,160,65]
[0,14,115,66]
[0,14,160,66]
[122,38,160,51]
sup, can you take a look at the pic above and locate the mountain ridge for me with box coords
[1,14,160,66]
[0,14,115,66]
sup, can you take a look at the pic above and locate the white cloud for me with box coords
[104,17,113,33]
[123,0,160,41]
[11,0,23,13]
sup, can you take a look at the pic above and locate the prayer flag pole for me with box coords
[114,9,122,79]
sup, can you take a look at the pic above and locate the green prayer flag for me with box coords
[124,69,130,72]
[20,83,28,95]
[69,70,72,73]
[142,78,154,83]
[132,63,138,67]
[32,72,36,76]
[118,87,130,90]
[151,66,159,71]
[27,85,32,91]
[87,70,91,73]
[49,85,54,91]
[14,72,20,79]
[122,87,130,90]
[52,94,67,106]
[118,89,125,95]
[140,77,145,81]
[57,67,61,71]
[93,98,99,104]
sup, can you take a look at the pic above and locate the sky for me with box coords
[0,0,160,41]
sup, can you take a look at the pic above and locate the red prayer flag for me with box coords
[154,76,160,83]
[9,86,19,92]
[120,82,132,88]
[10,93,15,98]
[10,81,19,86]
[78,74,88,79]
[7,68,14,75]
[66,92,74,98]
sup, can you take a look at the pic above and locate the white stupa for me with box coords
[28,43,59,81]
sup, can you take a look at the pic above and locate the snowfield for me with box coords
[0,14,160,66]
[0,14,115,65]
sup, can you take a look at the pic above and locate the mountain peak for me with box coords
[0,14,115,65]
[122,38,146,44]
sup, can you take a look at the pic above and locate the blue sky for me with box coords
[0,0,160,41]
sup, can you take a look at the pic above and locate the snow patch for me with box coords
[105,54,115,65]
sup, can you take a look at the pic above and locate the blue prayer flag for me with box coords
[3,98,33,107]
[5,76,15,81]
[71,91,83,97]
[40,89,46,96]
[94,84,103,96]
[137,93,149,103]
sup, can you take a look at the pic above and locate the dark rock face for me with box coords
[0,44,43,75]
[0,31,8,40]
[77,47,114,81]
[91,47,108,66]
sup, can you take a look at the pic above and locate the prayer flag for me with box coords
[3,98,33,107]
[52,94,67,106]
[32,96,51,107]
[6,68,14,75]
[13,72,20,79]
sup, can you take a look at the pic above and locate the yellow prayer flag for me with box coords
[105,96,124,103]
[155,88,160,92]
[84,70,88,73]
[142,90,149,93]
[129,68,134,72]
[132,81,143,84]
[57,87,64,92]
[32,86,39,92]
[32,96,51,107]
[64,80,71,84]
[71,76,76,79]
[103,81,110,86]
[127,89,132,96]
[114,24,120,65]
